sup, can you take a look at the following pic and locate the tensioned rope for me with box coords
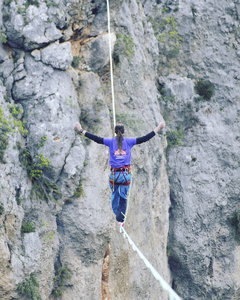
[106,0,132,223]
[106,0,116,131]
[120,226,182,300]
[106,2,182,300]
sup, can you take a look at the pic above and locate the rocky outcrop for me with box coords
[1,0,169,299]
[151,1,240,299]
[2,0,65,50]
[0,0,240,299]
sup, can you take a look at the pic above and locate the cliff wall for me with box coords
[0,0,239,299]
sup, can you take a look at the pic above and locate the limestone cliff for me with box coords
[0,0,239,300]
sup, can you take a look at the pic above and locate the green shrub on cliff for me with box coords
[0,134,8,163]
[0,104,28,163]
[25,0,39,8]
[17,274,41,300]
[21,221,36,234]
[0,32,7,43]
[166,127,184,147]
[194,79,215,100]
[0,203,4,215]
[0,106,11,163]
[3,0,13,5]
[72,56,81,68]
[230,212,240,243]
[147,7,181,60]
[37,135,47,149]
[52,264,72,297]
[19,149,61,203]
[113,33,135,64]
[74,178,85,198]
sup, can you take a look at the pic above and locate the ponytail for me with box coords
[117,131,123,151]
[115,124,124,151]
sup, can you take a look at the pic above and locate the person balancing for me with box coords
[75,121,165,226]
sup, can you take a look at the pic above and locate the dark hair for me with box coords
[115,124,124,151]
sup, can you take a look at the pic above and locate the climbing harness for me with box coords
[120,226,182,300]
[110,166,131,172]
[109,178,131,191]
[109,166,131,192]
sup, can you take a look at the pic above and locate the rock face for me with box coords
[0,0,240,299]
[154,1,240,299]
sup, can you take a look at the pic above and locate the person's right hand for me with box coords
[158,121,165,130]
[154,121,165,134]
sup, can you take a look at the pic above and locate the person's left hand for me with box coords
[75,122,82,132]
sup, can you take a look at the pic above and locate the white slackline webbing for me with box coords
[106,3,181,298]
[119,226,182,300]
[106,0,116,130]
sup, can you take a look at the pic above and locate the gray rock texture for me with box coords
[0,0,240,299]
[149,0,240,299]
[80,33,116,72]
[2,0,66,50]
[41,41,73,70]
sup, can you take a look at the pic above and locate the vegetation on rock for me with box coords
[19,149,61,203]
[166,127,184,147]
[21,221,36,234]
[72,56,81,68]
[0,104,27,163]
[74,178,85,198]
[0,203,4,215]
[52,264,72,297]
[113,33,135,64]
[194,79,215,100]
[17,274,41,300]
[230,212,240,243]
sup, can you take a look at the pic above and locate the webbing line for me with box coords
[119,226,182,300]
[106,0,116,131]
[106,0,134,223]
[106,3,180,299]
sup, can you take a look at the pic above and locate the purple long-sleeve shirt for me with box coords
[103,137,136,168]
[85,131,155,168]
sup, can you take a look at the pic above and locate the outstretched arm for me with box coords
[136,121,165,144]
[75,122,104,144]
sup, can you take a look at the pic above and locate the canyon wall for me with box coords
[0,0,239,299]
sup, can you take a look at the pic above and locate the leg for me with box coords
[109,178,120,215]
[116,183,131,222]
[116,196,127,222]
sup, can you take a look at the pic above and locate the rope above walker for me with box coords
[120,226,182,300]
[106,2,181,299]
[106,0,132,222]
[106,0,116,131]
